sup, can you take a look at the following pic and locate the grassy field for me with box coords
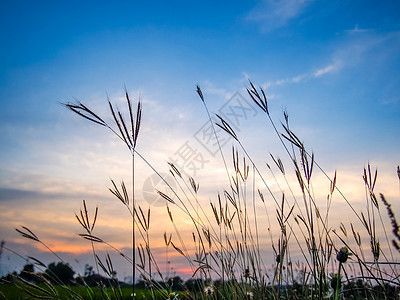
[2,82,400,299]
[0,283,189,299]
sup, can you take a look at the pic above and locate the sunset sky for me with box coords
[1,1,400,281]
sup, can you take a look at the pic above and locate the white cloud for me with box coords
[314,60,342,77]
[291,74,306,83]
[246,0,314,31]
[254,59,342,93]
[314,65,334,77]
[256,57,344,89]
[261,72,308,89]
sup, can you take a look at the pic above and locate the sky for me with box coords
[0,0,400,282]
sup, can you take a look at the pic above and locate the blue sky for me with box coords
[0,1,399,280]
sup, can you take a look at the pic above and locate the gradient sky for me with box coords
[1,1,400,281]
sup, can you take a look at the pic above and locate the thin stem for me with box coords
[334,262,342,300]
[132,151,136,297]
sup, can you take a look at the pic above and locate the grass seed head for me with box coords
[336,247,351,263]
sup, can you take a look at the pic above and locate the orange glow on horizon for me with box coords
[13,239,104,255]
[49,243,97,254]
[176,268,193,275]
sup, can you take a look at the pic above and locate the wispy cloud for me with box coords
[258,59,341,89]
[314,60,342,77]
[246,0,314,31]
[345,24,371,34]
[260,68,315,88]
[314,65,335,77]
[0,188,42,202]
[276,74,308,85]
[261,73,306,89]
[260,28,400,89]
[334,30,400,71]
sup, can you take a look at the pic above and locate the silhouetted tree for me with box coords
[19,263,36,282]
[169,276,184,290]
[77,273,111,287]
[185,278,205,292]
[44,262,75,285]
[76,264,119,287]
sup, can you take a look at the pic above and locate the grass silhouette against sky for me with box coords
[0,1,399,280]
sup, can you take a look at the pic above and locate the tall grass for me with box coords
[3,81,400,299]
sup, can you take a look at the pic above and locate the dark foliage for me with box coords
[18,263,38,283]
[44,262,75,285]
[77,273,119,288]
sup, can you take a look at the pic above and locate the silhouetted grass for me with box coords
[2,81,399,299]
